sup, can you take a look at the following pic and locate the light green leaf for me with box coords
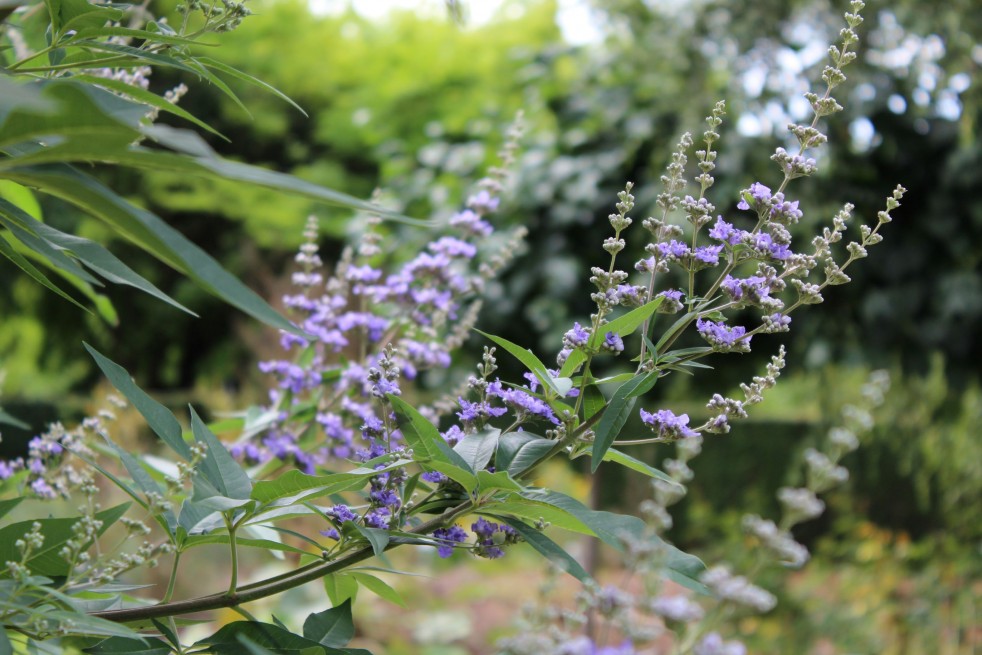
[387,396,472,471]
[602,448,675,484]
[452,428,499,472]
[475,330,568,397]
[348,571,406,607]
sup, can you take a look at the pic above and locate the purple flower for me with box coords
[693,244,723,265]
[456,398,508,423]
[656,239,690,260]
[328,504,357,523]
[441,425,465,446]
[449,209,493,236]
[467,190,500,214]
[708,216,742,245]
[738,182,772,211]
[346,264,382,283]
[489,384,560,425]
[564,322,590,348]
[429,236,478,259]
[696,318,751,352]
[433,525,468,558]
[657,289,685,313]
[602,332,624,353]
[421,471,448,484]
[639,409,698,440]
[364,507,391,529]
[370,488,401,508]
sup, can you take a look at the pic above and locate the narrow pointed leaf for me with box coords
[84,343,192,460]
[497,517,590,582]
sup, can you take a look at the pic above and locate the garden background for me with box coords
[0,0,979,652]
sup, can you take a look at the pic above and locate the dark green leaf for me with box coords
[494,432,555,477]
[353,525,390,558]
[195,56,307,116]
[0,497,24,520]
[190,405,252,500]
[195,621,325,655]
[84,343,192,460]
[520,489,644,552]
[84,637,170,655]
[592,373,657,471]
[387,396,472,471]
[0,230,88,310]
[303,600,355,648]
[0,503,129,577]
[582,384,605,420]
[4,166,300,334]
[497,517,590,582]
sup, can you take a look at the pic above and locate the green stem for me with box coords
[91,501,474,623]
[162,551,181,603]
[224,515,239,597]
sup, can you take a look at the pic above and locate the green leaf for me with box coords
[323,573,359,607]
[497,517,590,582]
[177,498,222,535]
[0,196,194,314]
[84,637,171,655]
[387,396,472,471]
[0,626,10,655]
[494,432,555,477]
[0,407,29,430]
[303,600,355,648]
[353,525,390,558]
[476,470,523,492]
[519,489,644,552]
[84,343,193,460]
[591,373,658,471]
[70,74,224,139]
[45,0,123,38]
[99,438,178,533]
[0,503,130,577]
[602,448,675,484]
[0,497,24,520]
[250,460,411,504]
[3,165,300,334]
[474,330,569,397]
[348,571,406,607]
[582,384,605,420]
[190,405,252,500]
[452,428,499,472]
[195,621,326,655]
[0,229,88,310]
[194,56,307,117]
[559,296,665,376]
